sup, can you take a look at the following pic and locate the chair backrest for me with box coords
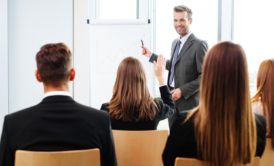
[174,157,260,166]
[112,130,168,166]
[15,148,100,166]
[174,157,204,166]
[260,138,274,165]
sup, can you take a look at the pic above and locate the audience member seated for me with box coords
[101,56,175,130]
[0,43,116,166]
[162,41,266,166]
[252,59,274,142]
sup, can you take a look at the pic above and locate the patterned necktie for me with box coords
[169,40,181,86]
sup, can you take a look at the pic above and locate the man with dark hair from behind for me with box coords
[0,43,116,166]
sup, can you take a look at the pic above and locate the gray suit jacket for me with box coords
[150,34,208,111]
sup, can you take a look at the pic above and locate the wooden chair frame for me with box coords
[112,130,168,166]
[15,148,100,166]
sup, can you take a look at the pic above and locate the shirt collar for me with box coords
[44,91,72,99]
[179,32,192,43]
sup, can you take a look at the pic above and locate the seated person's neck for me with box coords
[43,84,69,93]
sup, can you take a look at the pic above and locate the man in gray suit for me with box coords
[142,5,208,127]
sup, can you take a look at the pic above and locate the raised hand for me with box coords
[153,55,166,86]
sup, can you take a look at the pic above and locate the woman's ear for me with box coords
[69,68,75,81]
[35,70,42,82]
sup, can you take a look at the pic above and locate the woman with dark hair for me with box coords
[162,41,266,166]
[252,59,274,146]
[101,56,175,130]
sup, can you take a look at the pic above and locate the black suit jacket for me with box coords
[0,95,116,166]
[101,86,175,130]
[162,112,266,166]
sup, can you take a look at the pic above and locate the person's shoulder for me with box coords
[254,113,266,124]
[254,112,265,120]
[74,103,111,128]
[76,102,109,116]
[100,103,109,112]
[2,104,44,133]
[254,113,266,131]
[5,104,40,121]
[190,34,207,45]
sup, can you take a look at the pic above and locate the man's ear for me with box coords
[69,68,75,81]
[35,70,42,82]
[189,18,192,24]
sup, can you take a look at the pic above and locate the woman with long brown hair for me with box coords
[163,41,266,166]
[252,59,274,146]
[101,56,175,130]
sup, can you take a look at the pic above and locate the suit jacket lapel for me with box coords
[175,34,195,64]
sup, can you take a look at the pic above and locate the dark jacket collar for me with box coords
[41,95,75,104]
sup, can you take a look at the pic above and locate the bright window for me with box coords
[234,0,274,95]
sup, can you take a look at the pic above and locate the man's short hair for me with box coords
[36,43,72,86]
[174,5,192,19]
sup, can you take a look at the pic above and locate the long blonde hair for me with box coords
[252,59,274,147]
[108,57,158,121]
[190,42,256,166]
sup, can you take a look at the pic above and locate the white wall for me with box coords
[73,0,91,106]
[89,25,154,109]
[0,0,8,131]
[8,0,73,112]
[86,0,154,109]
[218,0,233,40]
